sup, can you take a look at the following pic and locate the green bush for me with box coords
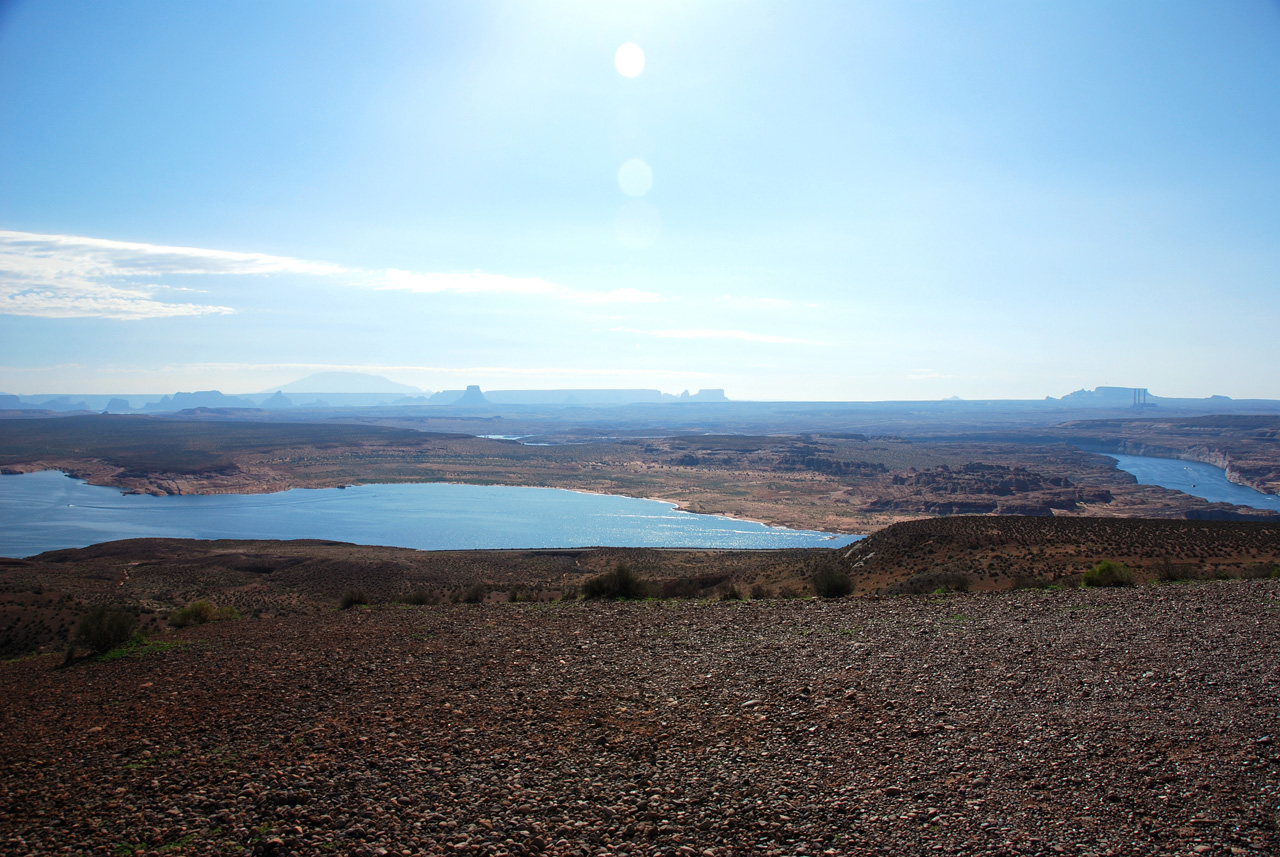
[74,605,138,655]
[582,563,650,600]
[1082,560,1135,588]
[170,600,215,628]
[171,600,239,627]
[340,588,369,609]
[811,564,852,598]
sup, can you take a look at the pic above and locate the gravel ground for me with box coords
[2,582,1278,856]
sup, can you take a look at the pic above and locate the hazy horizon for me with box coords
[3,2,1278,401]
[2,374,1267,406]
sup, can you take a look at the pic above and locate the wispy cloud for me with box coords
[0,230,665,319]
[0,230,338,319]
[612,327,824,345]
[375,269,661,305]
[178,362,710,379]
[716,294,817,310]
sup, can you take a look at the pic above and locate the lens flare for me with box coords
[615,42,645,78]
[617,158,653,197]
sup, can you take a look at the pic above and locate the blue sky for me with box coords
[1,0,1278,400]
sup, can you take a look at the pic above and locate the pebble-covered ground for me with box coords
[2,582,1278,856]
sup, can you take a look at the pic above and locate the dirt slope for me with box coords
[2,585,1278,856]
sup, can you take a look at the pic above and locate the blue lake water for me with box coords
[0,470,861,558]
[1105,453,1280,513]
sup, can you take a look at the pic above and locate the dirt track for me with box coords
[3,582,1278,856]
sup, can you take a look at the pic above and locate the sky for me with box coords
[1,0,1278,401]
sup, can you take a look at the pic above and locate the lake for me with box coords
[1106,453,1280,513]
[0,470,861,558]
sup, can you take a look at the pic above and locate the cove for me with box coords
[0,470,861,559]
[1105,453,1280,514]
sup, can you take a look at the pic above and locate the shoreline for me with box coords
[0,468,862,558]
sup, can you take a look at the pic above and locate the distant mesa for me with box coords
[456,385,490,405]
[420,386,731,407]
[1050,386,1239,409]
[259,391,293,409]
[34,396,90,412]
[1056,386,1158,406]
[0,393,38,410]
[103,397,135,414]
[142,391,256,413]
[677,389,728,403]
[260,372,424,396]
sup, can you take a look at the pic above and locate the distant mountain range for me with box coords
[3,384,1280,415]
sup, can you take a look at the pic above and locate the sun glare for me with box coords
[617,158,653,197]
[615,42,645,78]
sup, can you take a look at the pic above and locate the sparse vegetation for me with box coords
[398,589,438,606]
[459,583,487,604]
[659,577,703,599]
[811,563,852,598]
[169,600,239,628]
[883,570,972,596]
[750,583,772,599]
[72,605,138,656]
[339,589,369,609]
[718,583,743,601]
[96,637,184,662]
[582,562,650,600]
[1082,560,1135,588]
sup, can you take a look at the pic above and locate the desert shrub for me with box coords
[1238,563,1276,580]
[399,589,437,606]
[1010,576,1053,590]
[1082,560,1135,588]
[883,570,972,596]
[460,583,487,604]
[507,586,530,603]
[718,583,743,601]
[811,563,852,598]
[750,583,772,600]
[1153,557,1192,583]
[169,600,216,628]
[74,605,138,655]
[660,578,702,599]
[339,589,369,609]
[776,584,802,599]
[559,585,580,601]
[582,563,650,600]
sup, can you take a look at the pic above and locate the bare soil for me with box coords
[2,583,1278,856]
